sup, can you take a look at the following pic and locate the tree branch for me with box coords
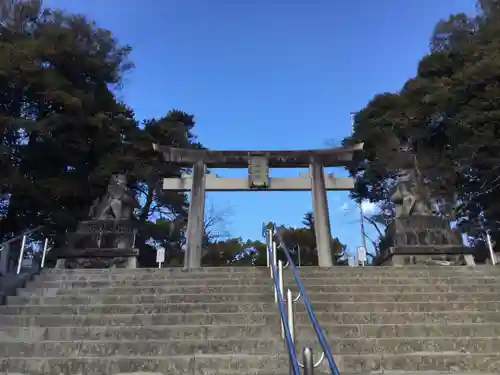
[363,215,384,236]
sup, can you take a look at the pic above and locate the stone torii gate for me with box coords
[153,144,363,269]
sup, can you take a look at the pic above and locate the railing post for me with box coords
[302,347,314,375]
[41,238,49,269]
[287,288,295,343]
[487,231,496,265]
[266,229,272,268]
[272,243,280,304]
[278,260,284,338]
[16,235,27,275]
[272,241,277,271]
[0,243,9,275]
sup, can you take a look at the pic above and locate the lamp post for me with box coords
[350,111,368,259]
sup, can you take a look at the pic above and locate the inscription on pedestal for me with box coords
[69,220,137,250]
[391,216,463,248]
[77,220,136,235]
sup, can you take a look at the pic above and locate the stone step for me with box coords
[1,352,500,374]
[0,339,286,357]
[39,265,500,276]
[29,278,273,289]
[2,311,500,327]
[20,283,500,297]
[35,273,270,282]
[306,301,500,313]
[34,270,500,282]
[0,302,275,315]
[41,267,265,274]
[8,291,500,306]
[0,336,498,357]
[304,292,500,303]
[292,266,500,276]
[12,291,500,306]
[378,373,497,375]
[22,285,274,296]
[0,312,279,327]
[7,293,275,305]
[286,284,500,294]
[26,276,500,289]
[0,323,278,340]
[1,300,499,315]
[0,323,497,340]
[301,322,500,338]
[330,352,500,373]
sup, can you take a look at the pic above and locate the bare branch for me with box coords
[363,215,384,237]
[363,232,379,257]
[204,202,234,243]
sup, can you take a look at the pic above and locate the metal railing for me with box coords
[265,226,341,375]
[0,226,52,275]
[266,229,301,375]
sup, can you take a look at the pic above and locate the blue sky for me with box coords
[45,0,477,256]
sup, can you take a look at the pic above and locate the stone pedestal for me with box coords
[376,216,472,266]
[52,219,139,269]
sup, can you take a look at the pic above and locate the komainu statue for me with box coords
[52,174,140,269]
[377,153,472,266]
[389,167,433,218]
[89,174,139,220]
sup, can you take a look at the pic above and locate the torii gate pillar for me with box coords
[310,159,333,267]
[184,160,206,269]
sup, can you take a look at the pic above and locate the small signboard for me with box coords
[356,246,367,266]
[156,248,165,268]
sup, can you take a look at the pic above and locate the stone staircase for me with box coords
[0,267,285,375]
[0,266,499,374]
[286,266,500,374]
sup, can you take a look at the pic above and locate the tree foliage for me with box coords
[1,0,136,237]
[343,0,500,256]
[0,1,200,260]
[277,212,347,265]
[0,1,351,268]
[176,211,349,267]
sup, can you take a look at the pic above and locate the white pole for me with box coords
[351,111,368,261]
[287,288,295,344]
[272,242,277,271]
[270,244,273,279]
[278,260,284,338]
[16,235,27,275]
[273,258,278,304]
[487,231,496,265]
[266,229,271,268]
[272,240,278,299]
[40,238,49,269]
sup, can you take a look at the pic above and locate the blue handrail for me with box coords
[267,235,301,375]
[275,228,341,375]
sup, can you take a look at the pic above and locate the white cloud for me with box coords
[340,202,349,211]
[361,200,377,214]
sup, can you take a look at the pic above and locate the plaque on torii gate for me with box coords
[153,144,364,269]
